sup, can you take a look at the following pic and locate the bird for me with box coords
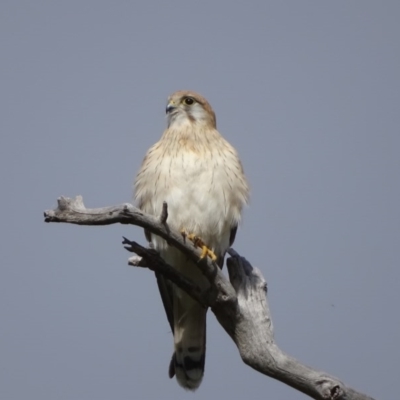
[134,90,249,390]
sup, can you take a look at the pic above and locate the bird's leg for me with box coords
[180,230,217,261]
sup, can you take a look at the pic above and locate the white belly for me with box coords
[146,151,234,255]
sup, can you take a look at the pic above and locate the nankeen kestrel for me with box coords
[134,91,249,390]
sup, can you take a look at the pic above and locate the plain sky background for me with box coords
[1,1,399,399]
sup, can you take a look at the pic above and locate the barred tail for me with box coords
[169,288,206,391]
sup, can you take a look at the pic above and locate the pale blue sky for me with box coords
[1,2,399,399]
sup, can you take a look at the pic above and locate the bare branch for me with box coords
[45,196,233,306]
[44,196,224,285]
[221,253,374,400]
[44,195,375,400]
[123,237,207,307]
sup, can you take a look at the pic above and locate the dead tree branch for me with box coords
[44,196,375,400]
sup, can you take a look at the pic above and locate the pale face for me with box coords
[166,91,216,128]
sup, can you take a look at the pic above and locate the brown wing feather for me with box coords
[155,272,174,333]
[229,225,238,247]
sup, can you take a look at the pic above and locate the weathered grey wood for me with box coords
[220,251,374,400]
[123,237,208,307]
[44,196,375,400]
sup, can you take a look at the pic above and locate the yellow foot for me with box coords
[180,230,217,261]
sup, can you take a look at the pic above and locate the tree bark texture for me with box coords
[44,196,375,400]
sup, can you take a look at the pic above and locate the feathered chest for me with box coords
[135,127,248,238]
[151,146,225,201]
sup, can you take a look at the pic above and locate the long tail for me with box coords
[156,246,209,391]
[169,287,206,390]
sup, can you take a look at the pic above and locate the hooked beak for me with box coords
[166,102,176,114]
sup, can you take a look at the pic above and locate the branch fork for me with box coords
[44,196,374,400]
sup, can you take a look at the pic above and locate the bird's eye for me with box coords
[183,97,194,105]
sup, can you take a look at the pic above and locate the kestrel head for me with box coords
[166,91,216,129]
